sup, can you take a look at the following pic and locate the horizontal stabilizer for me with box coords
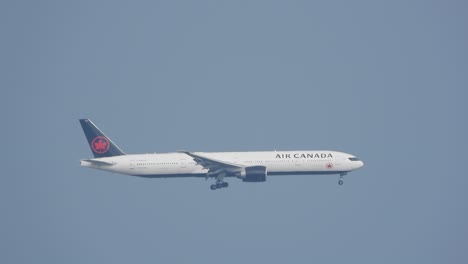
[81,159,115,166]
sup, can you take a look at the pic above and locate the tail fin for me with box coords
[79,119,126,158]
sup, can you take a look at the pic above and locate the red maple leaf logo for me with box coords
[91,136,110,154]
[94,139,107,151]
[326,163,333,169]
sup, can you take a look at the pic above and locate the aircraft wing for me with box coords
[182,152,243,172]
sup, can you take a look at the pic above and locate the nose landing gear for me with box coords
[338,173,346,185]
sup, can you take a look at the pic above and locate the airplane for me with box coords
[79,119,364,190]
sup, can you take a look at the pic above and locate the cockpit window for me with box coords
[349,157,360,161]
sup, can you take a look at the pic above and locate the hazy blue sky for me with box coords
[1,0,467,263]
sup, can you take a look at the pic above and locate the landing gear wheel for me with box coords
[216,182,223,189]
[338,180,344,185]
[222,182,229,188]
[210,184,217,190]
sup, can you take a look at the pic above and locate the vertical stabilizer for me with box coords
[79,119,126,158]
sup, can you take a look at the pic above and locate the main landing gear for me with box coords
[210,181,228,190]
[338,173,346,185]
[210,172,229,190]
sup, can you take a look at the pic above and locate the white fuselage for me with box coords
[80,150,364,178]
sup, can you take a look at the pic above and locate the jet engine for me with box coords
[237,166,267,182]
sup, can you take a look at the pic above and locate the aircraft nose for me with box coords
[358,160,364,169]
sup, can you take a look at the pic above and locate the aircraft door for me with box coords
[180,159,187,169]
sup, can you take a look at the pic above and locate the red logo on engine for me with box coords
[326,163,333,169]
[91,136,110,154]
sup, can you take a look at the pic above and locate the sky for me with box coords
[1,0,467,263]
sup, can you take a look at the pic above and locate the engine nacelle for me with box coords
[237,166,267,182]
